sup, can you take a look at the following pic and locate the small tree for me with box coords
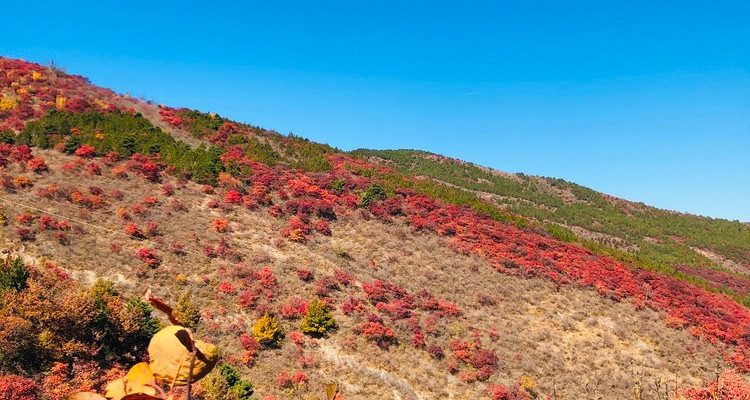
[0,130,15,144]
[252,314,283,348]
[0,257,29,292]
[200,364,254,400]
[173,292,201,329]
[300,299,336,337]
[361,183,387,207]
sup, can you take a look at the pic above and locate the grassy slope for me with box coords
[352,149,750,301]
[0,148,728,398]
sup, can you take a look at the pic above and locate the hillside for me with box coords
[353,149,750,303]
[1,56,749,399]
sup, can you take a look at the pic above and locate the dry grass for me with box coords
[0,149,738,399]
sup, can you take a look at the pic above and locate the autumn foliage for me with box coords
[2,55,750,399]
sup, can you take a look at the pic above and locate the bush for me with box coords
[361,183,387,207]
[299,299,337,337]
[358,320,396,349]
[0,257,29,292]
[0,130,15,144]
[253,314,283,348]
[200,364,255,400]
[0,375,39,400]
[172,292,201,329]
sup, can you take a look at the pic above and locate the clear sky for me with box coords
[1,1,748,221]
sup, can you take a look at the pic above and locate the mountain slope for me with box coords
[1,56,749,399]
[353,149,750,298]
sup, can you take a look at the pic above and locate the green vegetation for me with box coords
[201,364,256,400]
[0,257,29,292]
[176,108,336,172]
[176,109,227,138]
[89,279,161,358]
[0,129,15,144]
[344,157,529,227]
[361,183,388,207]
[18,110,226,184]
[172,292,201,329]
[280,134,335,172]
[352,149,750,303]
[300,299,337,337]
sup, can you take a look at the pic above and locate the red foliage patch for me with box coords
[0,375,39,400]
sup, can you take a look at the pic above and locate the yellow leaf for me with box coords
[120,395,164,400]
[104,363,158,400]
[66,393,107,400]
[126,362,156,387]
[148,325,218,386]
[104,377,157,400]
[326,383,338,400]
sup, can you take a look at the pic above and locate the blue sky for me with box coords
[1,1,748,221]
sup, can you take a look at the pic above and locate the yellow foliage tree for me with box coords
[252,314,283,348]
[56,95,67,109]
[0,96,18,112]
[32,71,43,80]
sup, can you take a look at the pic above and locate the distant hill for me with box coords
[353,149,750,302]
[1,56,749,399]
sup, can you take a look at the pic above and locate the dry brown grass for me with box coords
[0,149,738,399]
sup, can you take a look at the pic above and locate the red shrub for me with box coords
[27,157,47,173]
[292,371,308,386]
[277,372,293,389]
[450,339,499,382]
[161,183,174,197]
[488,384,532,400]
[212,218,229,233]
[256,267,277,288]
[296,269,313,282]
[218,281,235,295]
[0,375,39,400]
[676,370,750,400]
[124,222,143,238]
[104,151,121,163]
[315,276,340,297]
[314,220,332,236]
[15,213,34,225]
[334,269,354,286]
[141,196,158,207]
[17,228,35,241]
[64,97,91,113]
[145,222,159,236]
[427,344,444,359]
[358,320,396,349]
[86,162,101,175]
[239,333,260,352]
[412,332,426,348]
[279,298,307,320]
[237,290,258,308]
[136,248,160,268]
[225,190,242,204]
[340,297,366,315]
[268,205,284,217]
[289,331,305,347]
[362,280,390,304]
[74,145,96,158]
